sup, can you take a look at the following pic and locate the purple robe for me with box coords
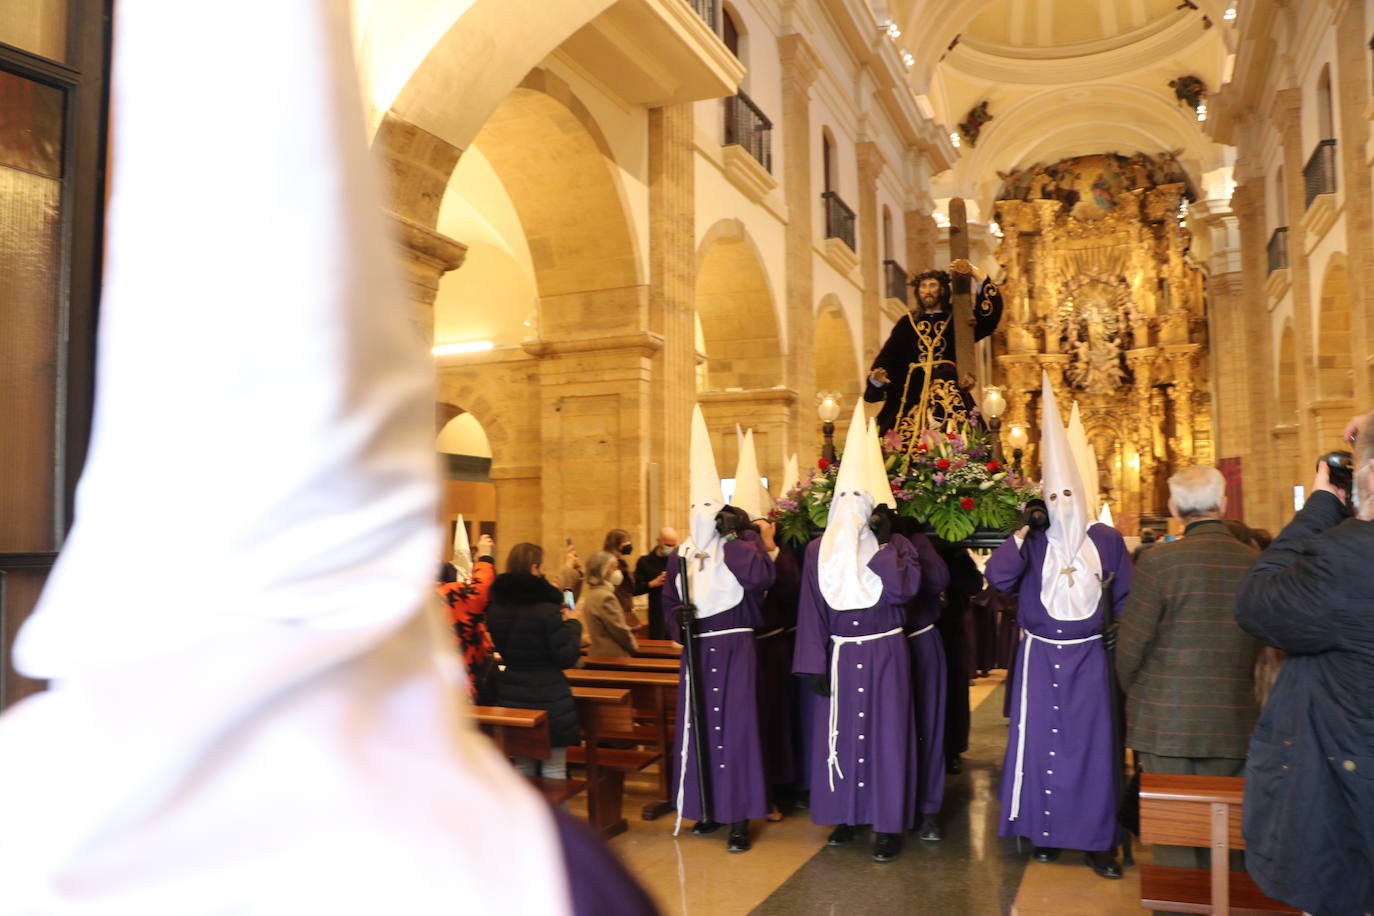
[904,533,951,817]
[664,529,775,823]
[756,545,801,789]
[793,535,923,834]
[985,523,1132,852]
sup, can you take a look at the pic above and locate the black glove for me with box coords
[807,673,831,698]
[1102,619,1119,652]
[869,503,898,545]
[714,505,749,538]
[1023,498,1050,532]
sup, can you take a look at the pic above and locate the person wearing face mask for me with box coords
[984,374,1133,880]
[577,551,639,658]
[602,528,640,631]
[1230,411,1374,916]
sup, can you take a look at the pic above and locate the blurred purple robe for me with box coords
[904,533,951,816]
[793,535,923,834]
[985,524,1132,851]
[664,529,775,823]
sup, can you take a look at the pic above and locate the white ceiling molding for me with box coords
[959,8,1190,60]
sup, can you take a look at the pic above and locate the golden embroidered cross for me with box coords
[1060,565,1078,587]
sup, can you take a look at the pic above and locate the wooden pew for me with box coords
[580,655,680,674]
[1138,774,1299,915]
[633,638,682,658]
[472,706,587,807]
[569,685,633,838]
[566,668,678,820]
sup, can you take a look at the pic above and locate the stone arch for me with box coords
[814,295,861,410]
[1316,255,1353,401]
[695,218,783,391]
[435,404,498,555]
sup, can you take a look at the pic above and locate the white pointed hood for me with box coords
[1098,502,1115,527]
[819,403,884,610]
[1039,375,1100,621]
[452,515,473,583]
[0,3,568,912]
[867,418,896,510]
[1066,401,1100,517]
[684,405,744,618]
[778,453,800,501]
[733,429,768,521]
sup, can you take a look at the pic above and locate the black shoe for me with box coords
[1085,850,1122,879]
[945,756,963,775]
[917,814,943,841]
[1031,845,1060,863]
[872,832,901,862]
[826,823,854,846]
[727,820,751,853]
[691,820,721,835]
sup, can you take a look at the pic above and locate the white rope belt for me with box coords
[673,626,753,835]
[755,627,785,641]
[1008,631,1102,822]
[826,626,904,792]
[906,623,935,639]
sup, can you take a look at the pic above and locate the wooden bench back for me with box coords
[581,655,680,673]
[1140,773,1245,849]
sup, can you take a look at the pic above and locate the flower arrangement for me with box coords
[772,420,1040,546]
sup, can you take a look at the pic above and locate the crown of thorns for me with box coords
[910,270,952,294]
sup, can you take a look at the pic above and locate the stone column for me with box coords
[780,34,821,445]
[373,112,468,342]
[1231,176,1280,530]
[648,104,697,534]
[857,141,886,365]
[1335,1,1374,411]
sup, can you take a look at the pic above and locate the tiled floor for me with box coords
[576,670,1152,915]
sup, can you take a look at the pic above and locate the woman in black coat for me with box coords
[486,542,584,779]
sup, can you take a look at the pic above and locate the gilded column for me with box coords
[780,35,822,446]
[648,103,696,533]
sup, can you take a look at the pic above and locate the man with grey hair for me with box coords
[1116,465,1262,893]
[1233,414,1374,916]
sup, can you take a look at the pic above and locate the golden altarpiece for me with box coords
[990,153,1213,533]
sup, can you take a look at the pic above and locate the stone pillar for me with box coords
[648,104,696,534]
[780,34,821,446]
[1231,176,1280,530]
[1335,1,1374,411]
[373,111,468,342]
[857,141,886,365]
[1273,89,1320,485]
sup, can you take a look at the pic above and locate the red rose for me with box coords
[960,496,975,510]
[935,458,950,470]
[818,457,832,470]
[945,432,958,440]
[986,460,1001,472]
[916,444,928,452]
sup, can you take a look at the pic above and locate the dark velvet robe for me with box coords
[903,534,951,817]
[864,279,1003,434]
[935,544,983,759]
[756,544,801,789]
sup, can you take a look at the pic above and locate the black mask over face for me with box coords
[620,543,633,555]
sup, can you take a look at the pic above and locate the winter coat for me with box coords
[578,581,638,657]
[486,573,583,748]
[1235,490,1374,916]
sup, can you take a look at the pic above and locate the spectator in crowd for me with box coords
[1232,413,1374,916]
[1115,466,1261,884]
[578,551,639,657]
[436,533,499,701]
[552,540,587,602]
[486,543,584,780]
[1132,527,1159,563]
[634,527,680,640]
[602,528,639,629]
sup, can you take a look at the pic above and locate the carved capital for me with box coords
[779,34,821,92]
[856,141,887,183]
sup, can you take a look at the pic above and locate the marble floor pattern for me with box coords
[581,671,1151,916]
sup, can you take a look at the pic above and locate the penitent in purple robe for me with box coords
[985,523,1132,852]
[793,534,923,834]
[903,533,951,817]
[756,544,801,789]
[664,529,775,823]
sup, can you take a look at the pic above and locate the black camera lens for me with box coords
[1320,450,1353,495]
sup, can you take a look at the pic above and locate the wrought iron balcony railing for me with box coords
[1267,226,1289,275]
[723,90,772,172]
[883,259,908,303]
[1303,138,1338,208]
[687,0,719,31]
[822,191,856,251]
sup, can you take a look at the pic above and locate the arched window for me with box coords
[1317,64,1334,140]
[882,205,893,260]
[722,6,742,60]
[822,129,836,193]
[1274,166,1285,225]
